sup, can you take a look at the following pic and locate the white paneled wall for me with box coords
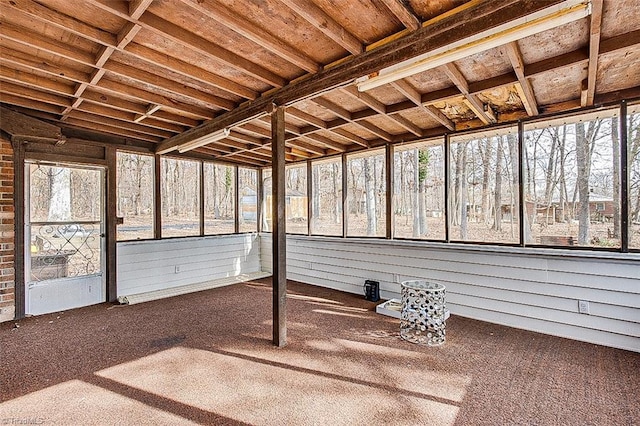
[261,234,640,352]
[117,234,260,297]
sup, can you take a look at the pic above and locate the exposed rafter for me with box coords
[583,0,604,107]
[279,0,363,55]
[505,41,539,116]
[442,63,496,125]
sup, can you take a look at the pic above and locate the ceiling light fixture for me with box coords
[177,128,230,153]
[356,0,591,92]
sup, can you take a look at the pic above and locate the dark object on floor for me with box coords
[364,280,380,302]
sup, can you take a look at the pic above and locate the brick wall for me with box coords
[0,137,15,317]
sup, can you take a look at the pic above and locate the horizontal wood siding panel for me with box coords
[261,235,640,352]
[117,234,261,297]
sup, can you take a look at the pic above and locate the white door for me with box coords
[25,162,106,315]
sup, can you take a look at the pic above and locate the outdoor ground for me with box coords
[1,279,638,425]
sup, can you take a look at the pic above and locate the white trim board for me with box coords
[118,271,271,305]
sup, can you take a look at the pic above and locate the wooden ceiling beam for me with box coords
[1,80,71,108]
[103,60,235,111]
[0,105,64,141]
[64,116,162,142]
[387,113,423,137]
[124,43,257,100]
[290,138,329,155]
[378,0,420,31]
[332,128,370,147]
[341,85,420,137]
[3,0,115,46]
[238,123,272,139]
[129,0,154,20]
[95,79,215,120]
[78,103,184,134]
[0,66,76,97]
[138,12,286,88]
[81,90,200,127]
[184,0,320,73]
[301,133,348,152]
[505,42,538,116]
[153,0,569,154]
[0,48,90,84]
[227,131,265,147]
[280,0,363,55]
[442,63,496,124]
[67,110,175,139]
[286,107,329,129]
[0,93,65,116]
[391,80,455,130]
[313,97,390,141]
[583,0,604,107]
[341,86,387,114]
[0,22,96,67]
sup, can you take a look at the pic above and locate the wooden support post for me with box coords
[620,101,629,253]
[256,168,263,233]
[385,144,393,239]
[271,105,287,347]
[234,165,239,233]
[154,154,162,239]
[12,140,25,319]
[444,134,450,243]
[106,146,118,302]
[342,153,348,238]
[307,160,312,236]
[199,161,205,236]
[518,121,526,247]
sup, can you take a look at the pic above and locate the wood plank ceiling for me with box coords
[1,0,639,167]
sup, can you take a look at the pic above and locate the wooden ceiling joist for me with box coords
[123,43,258,100]
[378,0,420,31]
[442,63,496,125]
[505,42,539,116]
[279,0,363,55]
[138,13,287,88]
[583,0,604,107]
[184,0,319,74]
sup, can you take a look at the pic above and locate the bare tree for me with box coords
[493,137,503,231]
[364,156,377,235]
[611,117,621,239]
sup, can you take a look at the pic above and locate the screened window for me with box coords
[628,103,640,250]
[116,152,154,240]
[311,157,342,236]
[394,140,445,240]
[347,149,386,237]
[449,128,519,244]
[524,110,620,248]
[238,167,258,233]
[161,157,200,237]
[204,163,235,235]
[284,164,308,234]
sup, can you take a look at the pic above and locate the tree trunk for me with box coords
[611,117,621,239]
[481,139,492,225]
[364,157,377,235]
[412,149,420,237]
[48,167,71,221]
[418,149,428,235]
[493,137,503,231]
[575,122,591,245]
[312,165,320,232]
[332,162,340,224]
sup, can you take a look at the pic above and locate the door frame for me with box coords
[12,141,117,319]
[24,161,107,315]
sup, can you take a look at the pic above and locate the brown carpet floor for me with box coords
[1,279,638,425]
